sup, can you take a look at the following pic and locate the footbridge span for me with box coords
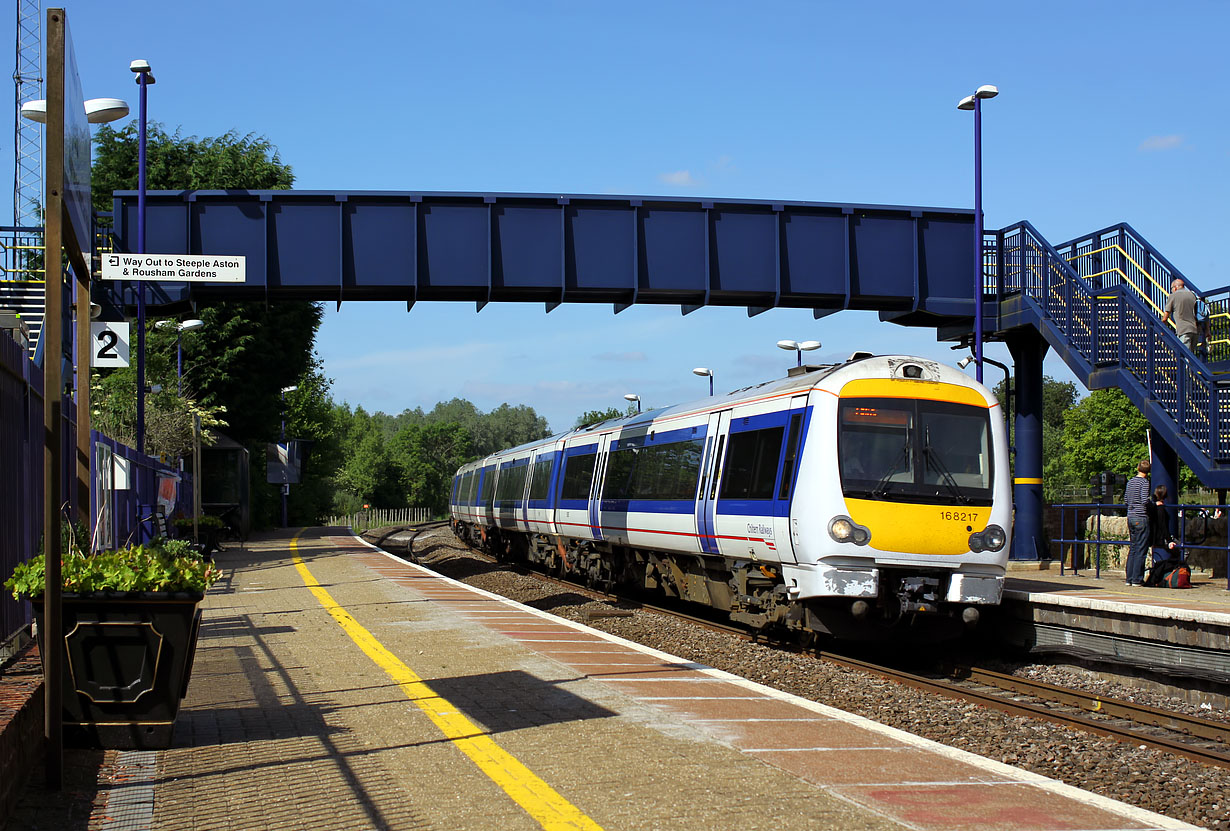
[92,189,1230,560]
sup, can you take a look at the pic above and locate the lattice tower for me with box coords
[12,0,41,227]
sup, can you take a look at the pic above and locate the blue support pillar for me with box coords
[1149,428,1179,538]
[1007,330,1048,560]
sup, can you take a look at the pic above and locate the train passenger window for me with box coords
[479,467,496,506]
[496,463,529,503]
[527,457,555,501]
[465,472,478,504]
[720,426,784,501]
[603,438,704,501]
[777,413,803,500]
[560,453,597,501]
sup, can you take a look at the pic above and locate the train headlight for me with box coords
[967,524,1007,553]
[828,516,871,545]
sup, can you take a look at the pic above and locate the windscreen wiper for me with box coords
[923,426,971,505]
[872,441,911,498]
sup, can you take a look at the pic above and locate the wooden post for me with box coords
[43,7,65,791]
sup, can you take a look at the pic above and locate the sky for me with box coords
[3,1,1228,432]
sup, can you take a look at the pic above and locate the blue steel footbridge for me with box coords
[4,189,1226,558]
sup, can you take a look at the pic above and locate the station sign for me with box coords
[90,321,130,367]
[100,253,246,283]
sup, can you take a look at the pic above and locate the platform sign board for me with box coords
[266,441,302,485]
[100,254,246,283]
[63,19,92,254]
[90,321,130,367]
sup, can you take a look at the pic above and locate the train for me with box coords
[449,353,1011,641]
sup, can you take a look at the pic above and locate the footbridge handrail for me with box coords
[991,220,1230,471]
[1051,223,1229,363]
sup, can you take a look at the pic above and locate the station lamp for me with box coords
[624,393,641,414]
[693,367,714,397]
[777,339,821,367]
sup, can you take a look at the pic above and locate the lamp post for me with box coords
[155,319,205,395]
[692,367,713,396]
[776,339,821,367]
[281,385,297,528]
[623,393,640,414]
[957,83,998,385]
[132,59,154,455]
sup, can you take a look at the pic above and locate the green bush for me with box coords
[5,538,220,600]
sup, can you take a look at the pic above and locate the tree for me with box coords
[91,123,333,527]
[1060,388,1149,489]
[574,405,635,429]
[390,422,474,515]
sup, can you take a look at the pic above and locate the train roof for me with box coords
[457,352,944,472]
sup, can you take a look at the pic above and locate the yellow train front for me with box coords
[770,355,1011,640]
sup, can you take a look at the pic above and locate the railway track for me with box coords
[382,522,1230,770]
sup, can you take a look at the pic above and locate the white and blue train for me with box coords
[449,353,1011,640]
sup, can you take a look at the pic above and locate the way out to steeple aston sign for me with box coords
[101,253,246,283]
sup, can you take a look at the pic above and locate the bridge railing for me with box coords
[991,220,1230,464]
[1052,223,1230,364]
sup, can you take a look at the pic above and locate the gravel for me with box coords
[379,525,1229,830]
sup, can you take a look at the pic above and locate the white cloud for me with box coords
[659,169,699,187]
[1138,134,1184,151]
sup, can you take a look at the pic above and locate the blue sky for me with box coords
[4,2,1228,431]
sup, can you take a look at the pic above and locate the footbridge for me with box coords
[81,190,1230,559]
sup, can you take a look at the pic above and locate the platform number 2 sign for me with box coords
[90,322,131,368]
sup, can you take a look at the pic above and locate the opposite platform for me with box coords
[23,528,1203,830]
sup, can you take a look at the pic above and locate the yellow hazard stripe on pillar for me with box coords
[290,531,603,831]
[1014,478,1044,485]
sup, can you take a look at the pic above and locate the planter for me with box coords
[32,591,203,749]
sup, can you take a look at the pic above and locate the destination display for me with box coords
[100,253,246,283]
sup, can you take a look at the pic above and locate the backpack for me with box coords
[1145,558,1190,588]
[1163,564,1192,589]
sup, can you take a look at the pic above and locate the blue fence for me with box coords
[1053,501,1229,589]
[91,432,193,550]
[0,335,43,645]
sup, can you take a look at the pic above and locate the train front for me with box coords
[787,356,1011,639]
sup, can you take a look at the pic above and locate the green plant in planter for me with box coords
[5,538,220,600]
[172,514,224,532]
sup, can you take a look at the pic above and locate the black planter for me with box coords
[32,591,203,749]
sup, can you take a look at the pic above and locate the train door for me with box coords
[590,432,615,542]
[771,395,810,564]
[696,409,732,555]
[556,441,599,542]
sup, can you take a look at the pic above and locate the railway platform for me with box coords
[1000,566,1230,687]
[7,528,1206,830]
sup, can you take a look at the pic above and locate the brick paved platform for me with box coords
[6,528,1205,830]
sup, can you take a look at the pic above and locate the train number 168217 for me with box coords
[940,510,979,522]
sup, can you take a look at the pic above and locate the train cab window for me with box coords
[527,457,555,501]
[839,398,992,504]
[560,453,597,501]
[719,426,784,501]
[465,472,478,504]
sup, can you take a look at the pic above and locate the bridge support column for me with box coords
[1007,330,1048,560]
[1149,428,1179,537]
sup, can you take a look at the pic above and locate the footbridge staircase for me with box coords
[985,221,1230,486]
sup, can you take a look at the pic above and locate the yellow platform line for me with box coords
[289,531,602,831]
